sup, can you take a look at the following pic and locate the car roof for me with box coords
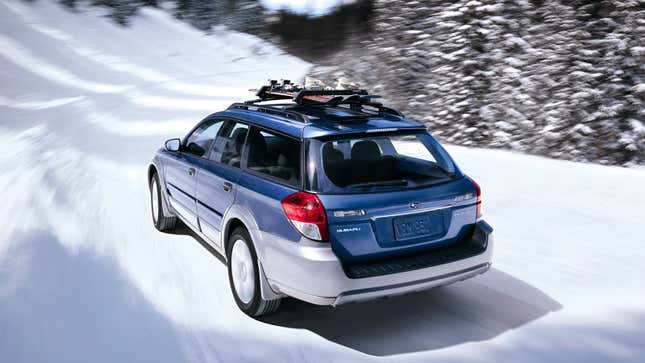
[213,105,426,139]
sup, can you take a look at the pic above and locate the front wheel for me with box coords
[150,172,176,231]
[227,228,281,317]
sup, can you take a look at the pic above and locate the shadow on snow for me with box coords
[262,268,562,356]
[0,232,185,363]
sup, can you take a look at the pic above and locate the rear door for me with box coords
[164,118,222,228]
[195,120,248,247]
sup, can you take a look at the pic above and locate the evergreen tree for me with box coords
[60,0,77,9]
[92,0,143,26]
[171,0,264,33]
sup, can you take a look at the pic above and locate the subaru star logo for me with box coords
[409,202,419,209]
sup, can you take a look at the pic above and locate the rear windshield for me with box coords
[306,132,460,193]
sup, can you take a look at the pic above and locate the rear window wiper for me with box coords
[346,179,409,189]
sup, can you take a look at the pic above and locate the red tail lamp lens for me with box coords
[281,192,329,241]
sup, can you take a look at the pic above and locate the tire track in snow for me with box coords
[0,95,85,110]
[0,34,133,94]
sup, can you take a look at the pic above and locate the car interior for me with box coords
[321,138,451,189]
[246,128,301,186]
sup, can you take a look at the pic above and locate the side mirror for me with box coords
[164,138,181,152]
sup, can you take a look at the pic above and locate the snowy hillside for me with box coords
[1,1,644,363]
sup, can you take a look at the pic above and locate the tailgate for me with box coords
[319,177,478,263]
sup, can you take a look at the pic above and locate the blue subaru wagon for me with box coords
[148,81,493,316]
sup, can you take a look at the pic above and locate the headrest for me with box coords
[322,143,344,162]
[232,128,248,153]
[351,140,381,161]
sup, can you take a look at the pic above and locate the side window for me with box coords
[184,119,224,157]
[210,121,248,168]
[247,127,301,187]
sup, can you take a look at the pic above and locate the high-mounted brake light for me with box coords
[281,192,329,241]
[467,176,482,219]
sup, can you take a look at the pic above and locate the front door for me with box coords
[165,118,223,228]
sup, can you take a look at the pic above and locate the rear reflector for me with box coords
[281,192,329,241]
[467,176,482,218]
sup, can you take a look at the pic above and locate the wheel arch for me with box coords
[147,161,174,217]
[224,217,246,256]
[222,213,283,301]
[147,163,157,184]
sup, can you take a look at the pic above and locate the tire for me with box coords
[227,227,281,317]
[149,171,177,231]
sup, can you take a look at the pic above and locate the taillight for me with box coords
[468,176,482,218]
[281,192,329,241]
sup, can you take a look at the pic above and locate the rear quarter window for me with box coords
[246,127,301,187]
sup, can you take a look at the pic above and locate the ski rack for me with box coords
[247,79,404,118]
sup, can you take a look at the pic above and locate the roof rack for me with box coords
[228,103,308,123]
[246,79,404,118]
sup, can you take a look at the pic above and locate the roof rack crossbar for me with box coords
[363,103,405,117]
[306,99,404,118]
[228,103,308,123]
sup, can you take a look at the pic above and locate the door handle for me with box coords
[222,182,233,192]
[188,168,195,176]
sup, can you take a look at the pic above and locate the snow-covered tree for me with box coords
[310,0,645,166]
[92,0,144,25]
[60,0,77,9]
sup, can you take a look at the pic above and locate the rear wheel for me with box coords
[227,227,281,317]
[150,172,176,231]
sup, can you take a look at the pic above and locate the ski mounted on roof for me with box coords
[239,79,404,118]
[254,79,368,105]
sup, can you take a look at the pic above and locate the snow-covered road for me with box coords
[1,1,644,362]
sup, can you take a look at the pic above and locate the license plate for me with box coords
[393,212,441,240]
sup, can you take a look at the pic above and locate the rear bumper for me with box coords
[264,220,494,306]
[334,262,490,305]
